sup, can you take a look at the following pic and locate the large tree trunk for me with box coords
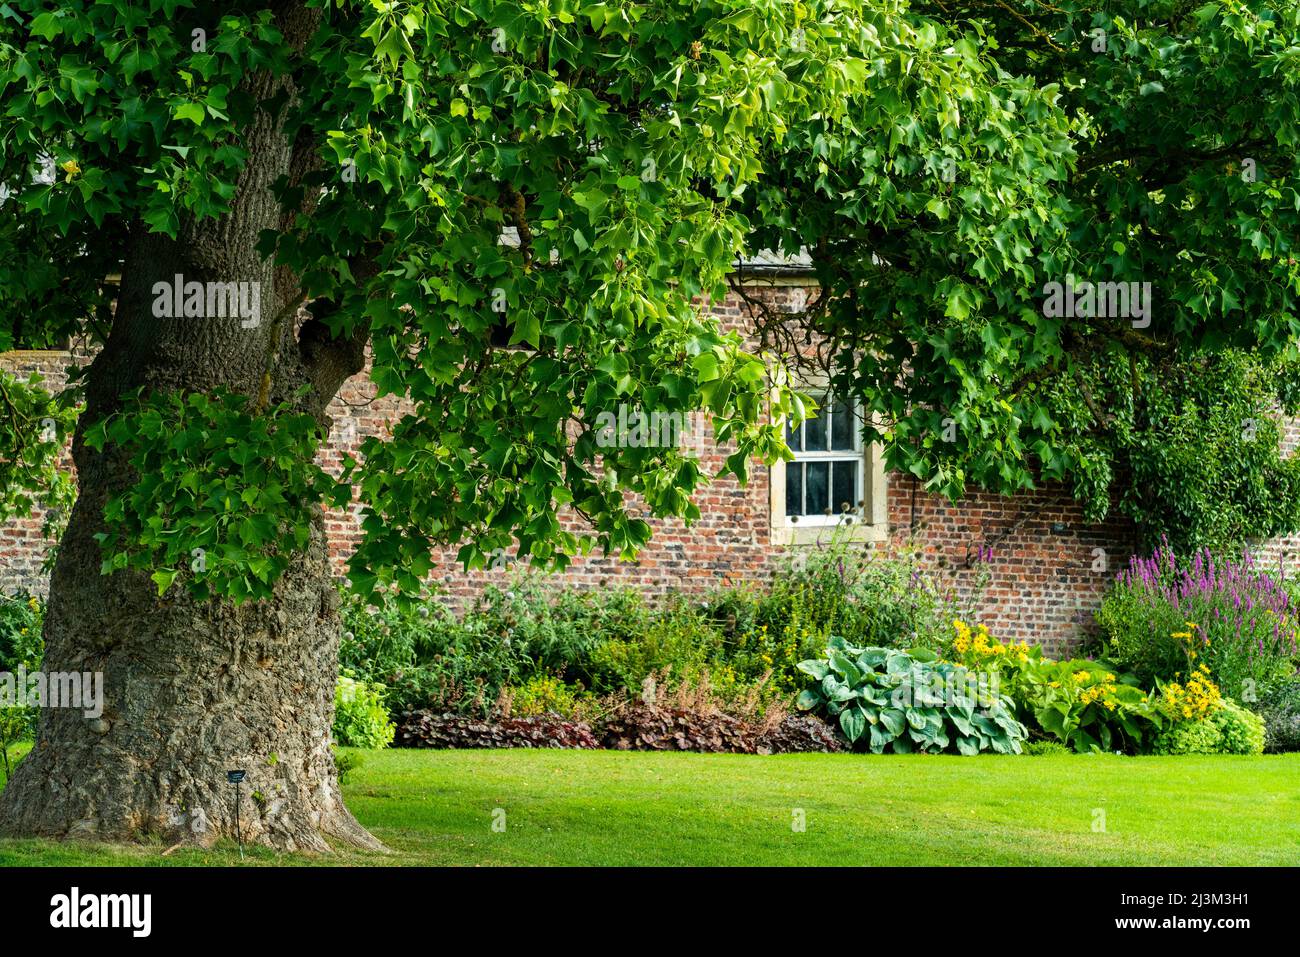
[0,1,380,852]
[0,495,380,853]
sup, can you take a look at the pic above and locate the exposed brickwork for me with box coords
[3,285,1285,654]
[885,476,1137,656]
[0,351,77,593]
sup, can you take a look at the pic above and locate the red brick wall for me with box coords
[886,477,1137,655]
[0,287,1265,654]
[315,282,1143,653]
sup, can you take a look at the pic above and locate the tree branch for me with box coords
[296,243,384,402]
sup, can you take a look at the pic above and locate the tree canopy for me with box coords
[743,0,1300,549]
[3,0,1300,611]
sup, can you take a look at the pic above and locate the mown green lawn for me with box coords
[1,743,1298,866]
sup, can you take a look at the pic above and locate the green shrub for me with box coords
[333,675,395,749]
[0,592,44,674]
[699,585,764,641]
[380,662,466,716]
[413,616,530,713]
[332,748,363,784]
[1258,680,1300,752]
[1024,739,1072,756]
[0,593,44,746]
[1096,544,1299,696]
[693,585,822,695]
[760,537,960,656]
[949,620,1159,753]
[706,611,816,697]
[796,638,1028,754]
[346,593,533,717]
[1093,585,1186,687]
[506,674,591,718]
[1150,716,1224,755]
[340,580,714,717]
[1212,700,1266,755]
[1149,700,1265,755]
[338,586,425,682]
[0,706,32,779]
[470,581,653,687]
[334,546,976,727]
[588,603,724,694]
[1011,657,1156,754]
[340,585,532,716]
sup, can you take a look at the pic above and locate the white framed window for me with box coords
[770,388,887,545]
[784,392,863,524]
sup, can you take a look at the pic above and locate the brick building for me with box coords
[5,271,1297,653]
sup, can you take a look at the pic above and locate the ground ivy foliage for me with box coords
[83,389,348,603]
[0,371,78,526]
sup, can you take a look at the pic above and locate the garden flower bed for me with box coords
[318,539,1299,761]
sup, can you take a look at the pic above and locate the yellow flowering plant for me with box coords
[0,592,44,676]
[1152,665,1222,722]
[1024,657,1161,752]
[949,619,1043,713]
[727,617,827,698]
[0,592,45,770]
[948,620,1162,753]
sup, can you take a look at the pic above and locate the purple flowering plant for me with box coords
[1097,539,1300,700]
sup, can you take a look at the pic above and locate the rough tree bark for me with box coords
[0,1,382,852]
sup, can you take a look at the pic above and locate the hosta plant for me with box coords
[796,639,1028,755]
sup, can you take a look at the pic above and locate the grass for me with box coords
[1,743,1297,866]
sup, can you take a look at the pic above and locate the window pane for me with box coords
[830,398,856,451]
[785,417,802,452]
[805,461,829,516]
[804,406,828,452]
[785,463,804,516]
[832,460,858,515]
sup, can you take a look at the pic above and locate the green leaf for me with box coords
[840,707,866,744]
[28,11,63,39]
[173,102,205,126]
[880,708,906,736]
[151,568,180,597]
[796,659,829,680]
